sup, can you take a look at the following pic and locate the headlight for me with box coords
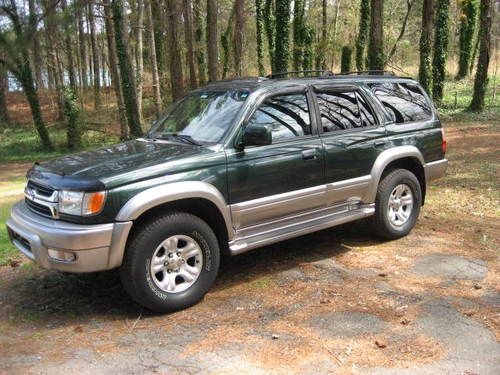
[59,191,107,216]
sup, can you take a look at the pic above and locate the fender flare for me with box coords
[365,145,425,202]
[115,181,234,240]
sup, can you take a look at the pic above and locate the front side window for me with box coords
[369,82,432,124]
[246,93,312,143]
[148,90,249,144]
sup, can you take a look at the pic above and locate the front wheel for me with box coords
[371,169,422,240]
[120,212,220,313]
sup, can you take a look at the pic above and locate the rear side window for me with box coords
[368,82,432,124]
[316,90,377,132]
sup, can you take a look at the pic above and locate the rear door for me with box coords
[311,85,386,205]
[226,88,324,229]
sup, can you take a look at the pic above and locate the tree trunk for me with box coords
[112,0,142,137]
[61,0,77,92]
[263,0,275,72]
[419,0,434,94]
[145,0,162,115]
[42,0,65,121]
[387,0,414,63]
[19,58,52,150]
[88,1,101,110]
[355,0,370,71]
[0,55,10,125]
[292,0,305,71]
[28,0,43,89]
[183,0,198,87]
[469,0,493,111]
[103,0,128,138]
[165,0,185,101]
[206,0,219,81]
[193,0,207,85]
[134,0,144,123]
[76,0,88,88]
[315,0,327,69]
[152,0,168,96]
[274,0,291,73]
[233,0,245,76]
[255,0,265,76]
[367,0,384,71]
[457,0,479,80]
[432,0,450,103]
[221,7,234,79]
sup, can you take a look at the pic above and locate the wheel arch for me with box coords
[367,146,426,204]
[115,181,233,255]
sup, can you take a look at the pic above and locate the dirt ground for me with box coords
[0,119,498,375]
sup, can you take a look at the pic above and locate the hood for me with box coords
[27,139,210,190]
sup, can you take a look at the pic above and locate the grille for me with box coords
[25,197,53,218]
[27,180,55,198]
[9,229,32,253]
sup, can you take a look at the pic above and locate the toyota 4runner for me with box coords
[6,71,448,312]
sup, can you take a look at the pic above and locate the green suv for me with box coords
[6,71,448,312]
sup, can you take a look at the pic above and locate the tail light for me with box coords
[441,128,447,155]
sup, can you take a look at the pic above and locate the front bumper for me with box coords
[6,201,132,273]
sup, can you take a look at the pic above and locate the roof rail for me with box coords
[337,70,396,76]
[266,70,335,79]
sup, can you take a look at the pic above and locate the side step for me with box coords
[228,202,375,255]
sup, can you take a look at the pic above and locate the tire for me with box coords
[371,169,422,240]
[120,212,220,313]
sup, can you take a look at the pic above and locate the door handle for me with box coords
[302,149,317,160]
[374,140,387,147]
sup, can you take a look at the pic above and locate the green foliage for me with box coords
[418,0,433,95]
[341,46,353,73]
[355,0,370,71]
[62,87,82,150]
[292,0,305,71]
[432,0,451,104]
[274,0,291,73]
[457,0,479,80]
[255,0,266,76]
[221,28,231,78]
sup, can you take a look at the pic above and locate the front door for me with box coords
[226,89,324,229]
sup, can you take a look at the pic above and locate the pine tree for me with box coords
[302,25,314,71]
[469,0,493,112]
[355,0,370,71]
[263,0,275,72]
[274,0,290,73]
[419,0,434,94]
[367,0,384,71]
[292,0,305,71]
[206,0,219,81]
[111,0,142,137]
[432,0,450,103]
[456,0,479,80]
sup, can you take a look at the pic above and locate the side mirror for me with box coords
[241,124,272,147]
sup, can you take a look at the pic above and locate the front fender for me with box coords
[115,181,233,240]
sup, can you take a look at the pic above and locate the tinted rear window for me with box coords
[368,82,433,124]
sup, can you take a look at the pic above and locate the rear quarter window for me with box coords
[368,82,433,124]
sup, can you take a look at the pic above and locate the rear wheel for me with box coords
[371,169,422,240]
[120,212,220,313]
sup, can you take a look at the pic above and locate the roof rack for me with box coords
[266,70,335,79]
[337,70,395,76]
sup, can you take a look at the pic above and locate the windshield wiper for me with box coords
[153,133,202,146]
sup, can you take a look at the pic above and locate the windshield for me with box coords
[148,90,249,144]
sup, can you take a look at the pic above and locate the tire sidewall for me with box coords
[125,214,220,312]
[377,170,421,238]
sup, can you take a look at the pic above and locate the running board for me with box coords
[228,203,375,255]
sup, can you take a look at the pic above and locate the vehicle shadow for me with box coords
[2,223,383,327]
